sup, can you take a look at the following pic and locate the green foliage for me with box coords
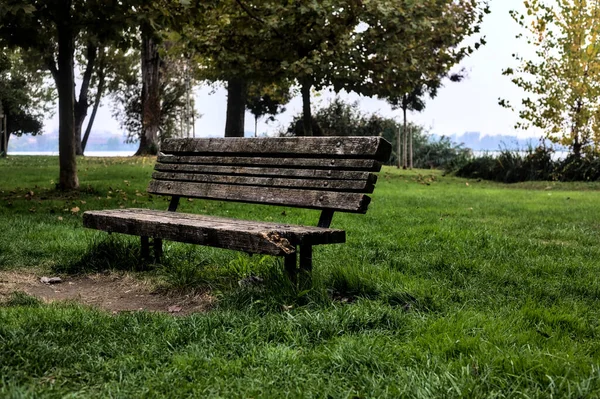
[245,81,292,135]
[188,0,488,136]
[340,1,489,100]
[414,135,473,170]
[0,48,52,138]
[454,145,600,182]
[110,47,195,144]
[281,98,470,169]
[501,0,600,156]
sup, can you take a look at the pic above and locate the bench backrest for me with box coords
[148,137,391,216]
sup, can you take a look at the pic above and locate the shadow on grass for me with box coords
[56,236,428,314]
[1,291,42,308]
[54,235,149,274]
[325,267,434,312]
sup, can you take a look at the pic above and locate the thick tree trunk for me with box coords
[137,30,161,155]
[81,68,105,153]
[301,80,312,137]
[402,105,408,169]
[56,17,79,190]
[74,43,97,155]
[224,78,247,137]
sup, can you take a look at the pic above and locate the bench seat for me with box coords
[83,208,346,256]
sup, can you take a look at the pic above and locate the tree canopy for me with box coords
[501,0,600,156]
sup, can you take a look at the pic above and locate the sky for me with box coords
[46,0,536,140]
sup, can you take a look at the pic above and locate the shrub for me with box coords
[454,144,600,182]
[280,97,469,170]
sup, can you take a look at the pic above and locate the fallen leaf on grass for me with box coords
[168,305,182,313]
[57,216,63,221]
[71,207,80,213]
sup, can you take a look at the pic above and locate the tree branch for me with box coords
[77,43,98,109]
[44,56,59,82]
[234,0,285,40]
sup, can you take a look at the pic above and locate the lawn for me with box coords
[1,155,600,398]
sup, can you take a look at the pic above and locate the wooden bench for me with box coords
[83,137,391,286]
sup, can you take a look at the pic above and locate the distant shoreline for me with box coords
[8,151,137,157]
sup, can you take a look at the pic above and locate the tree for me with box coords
[0,0,133,189]
[0,48,52,156]
[246,81,292,136]
[188,0,362,137]
[393,89,427,169]
[501,0,600,157]
[341,1,488,169]
[186,1,292,137]
[130,1,194,153]
[110,45,195,145]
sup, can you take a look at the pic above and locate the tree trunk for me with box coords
[402,105,408,169]
[137,30,161,155]
[572,99,583,158]
[573,137,582,158]
[1,114,7,157]
[224,78,247,137]
[301,79,312,137]
[4,120,9,152]
[56,16,79,190]
[254,115,258,137]
[409,124,413,169]
[73,43,97,155]
[81,67,105,153]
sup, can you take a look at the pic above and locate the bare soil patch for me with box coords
[0,270,214,315]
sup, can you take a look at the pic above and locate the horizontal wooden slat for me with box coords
[147,181,371,213]
[152,172,376,193]
[83,209,346,255]
[157,155,382,172]
[154,164,373,181]
[161,137,392,161]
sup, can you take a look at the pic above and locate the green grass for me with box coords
[1,155,600,397]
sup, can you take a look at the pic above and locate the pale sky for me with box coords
[47,0,536,139]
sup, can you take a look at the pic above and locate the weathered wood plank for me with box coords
[152,172,376,193]
[83,209,346,255]
[157,155,382,172]
[147,180,371,213]
[98,208,341,234]
[154,163,373,181]
[161,137,392,161]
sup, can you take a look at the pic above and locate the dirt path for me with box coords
[0,271,214,315]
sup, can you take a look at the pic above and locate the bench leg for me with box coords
[284,252,297,287]
[299,245,313,290]
[141,236,150,260]
[153,238,163,262]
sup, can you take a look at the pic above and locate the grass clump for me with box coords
[1,291,42,308]
[57,235,146,274]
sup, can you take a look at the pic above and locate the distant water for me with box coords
[9,151,136,157]
[472,150,569,161]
